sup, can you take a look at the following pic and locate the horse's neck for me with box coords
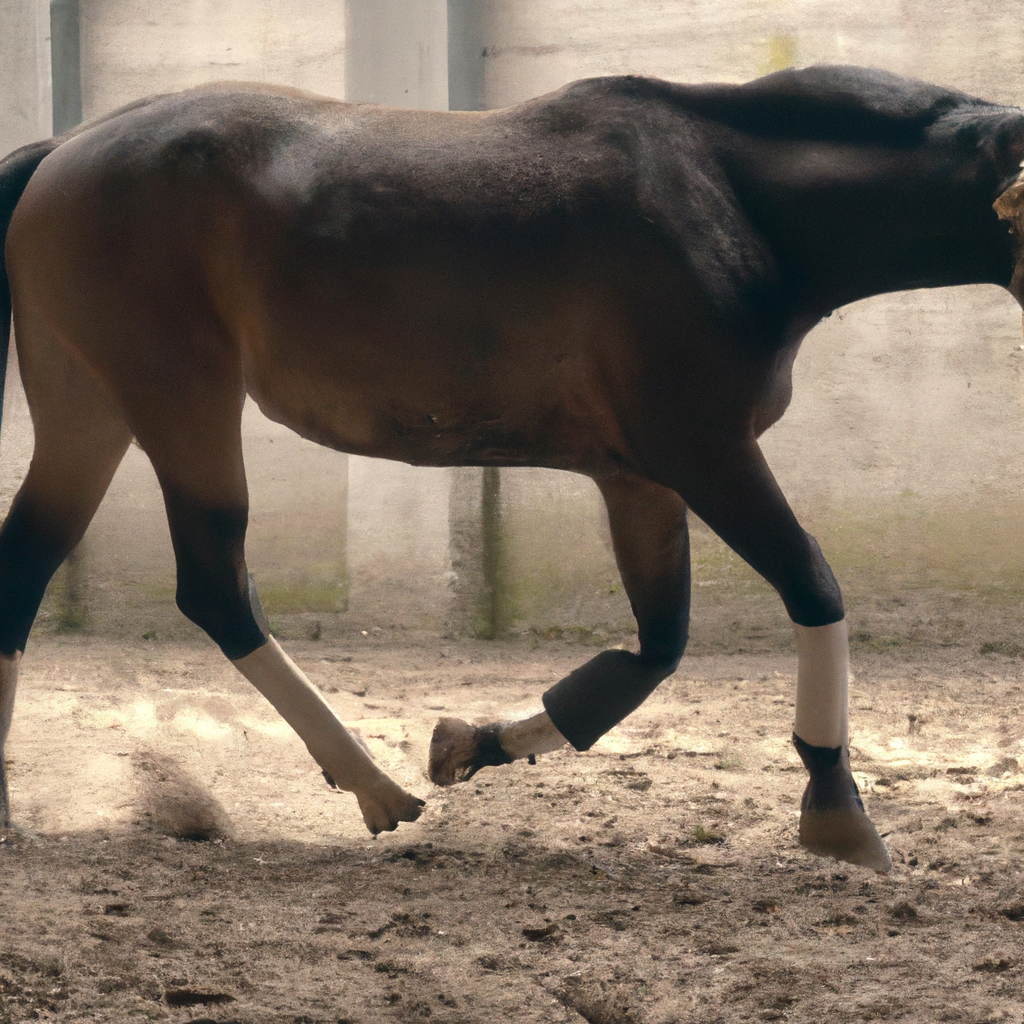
[726,134,1016,315]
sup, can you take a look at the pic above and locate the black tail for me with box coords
[0,138,62,439]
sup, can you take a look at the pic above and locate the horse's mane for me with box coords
[562,66,997,145]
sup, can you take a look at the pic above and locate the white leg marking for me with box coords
[233,638,422,833]
[497,710,568,760]
[0,653,21,826]
[793,618,849,749]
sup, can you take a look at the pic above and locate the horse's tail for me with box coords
[0,138,62,440]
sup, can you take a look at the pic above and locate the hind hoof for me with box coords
[356,778,425,835]
[429,717,512,786]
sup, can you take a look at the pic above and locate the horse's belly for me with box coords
[243,351,602,470]
[238,277,637,471]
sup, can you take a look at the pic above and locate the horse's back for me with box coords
[6,82,701,475]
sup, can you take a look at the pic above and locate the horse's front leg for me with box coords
[678,436,891,872]
[429,475,690,779]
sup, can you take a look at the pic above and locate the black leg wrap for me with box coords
[475,725,514,769]
[792,732,865,814]
[542,649,670,752]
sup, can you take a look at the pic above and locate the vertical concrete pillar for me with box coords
[448,467,507,638]
[0,0,51,156]
[446,0,486,111]
[0,0,50,477]
[446,5,507,637]
[343,1,450,627]
[0,0,50,620]
[45,0,90,630]
[345,1,493,634]
[50,0,81,134]
[343,3,509,637]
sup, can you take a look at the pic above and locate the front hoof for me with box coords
[793,733,892,873]
[428,717,512,786]
[799,807,892,872]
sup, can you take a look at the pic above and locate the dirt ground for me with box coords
[2,626,1024,1024]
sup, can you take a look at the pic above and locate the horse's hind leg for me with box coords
[140,397,423,835]
[0,328,134,826]
[429,475,690,783]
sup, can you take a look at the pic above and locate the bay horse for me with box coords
[2,66,1024,872]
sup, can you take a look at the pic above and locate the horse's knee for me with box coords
[777,532,844,627]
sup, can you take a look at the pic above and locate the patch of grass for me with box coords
[528,624,618,645]
[851,632,907,653]
[691,825,725,846]
[979,640,1024,657]
[56,604,87,632]
[258,573,349,614]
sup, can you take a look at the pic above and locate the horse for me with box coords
[2,65,1023,872]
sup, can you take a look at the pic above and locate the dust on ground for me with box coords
[2,628,1024,1024]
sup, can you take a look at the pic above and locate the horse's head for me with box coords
[994,169,1024,308]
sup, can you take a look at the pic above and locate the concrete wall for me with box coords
[472,1,1024,109]
[0,0,50,155]
[3,2,1024,650]
[78,0,346,111]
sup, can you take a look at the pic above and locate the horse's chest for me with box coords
[750,344,799,437]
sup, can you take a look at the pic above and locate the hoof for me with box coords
[799,808,892,872]
[793,733,892,873]
[429,717,512,787]
[357,779,425,836]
